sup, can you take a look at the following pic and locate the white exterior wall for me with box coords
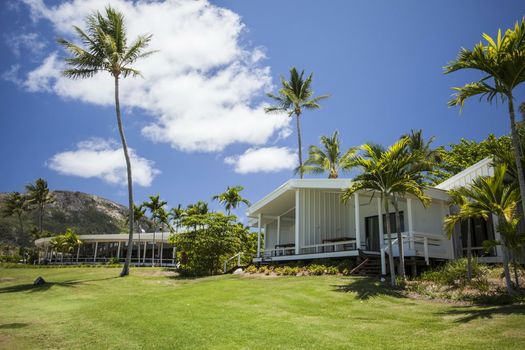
[411,199,447,235]
[265,219,295,249]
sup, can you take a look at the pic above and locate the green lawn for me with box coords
[0,267,524,349]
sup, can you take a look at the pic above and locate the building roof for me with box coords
[34,232,174,247]
[435,157,493,190]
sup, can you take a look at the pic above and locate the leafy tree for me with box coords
[169,204,186,233]
[212,186,251,214]
[1,192,30,244]
[58,7,155,277]
[452,165,520,294]
[265,67,330,178]
[169,213,254,276]
[343,138,430,285]
[302,131,356,178]
[50,228,82,260]
[445,18,525,218]
[25,178,54,235]
[186,201,209,216]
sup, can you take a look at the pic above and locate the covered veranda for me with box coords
[34,232,177,266]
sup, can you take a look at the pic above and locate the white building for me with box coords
[247,158,502,274]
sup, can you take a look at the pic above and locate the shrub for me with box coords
[245,265,257,274]
[419,258,484,287]
[307,264,326,275]
[107,257,120,265]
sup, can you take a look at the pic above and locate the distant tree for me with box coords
[265,68,330,178]
[143,195,168,267]
[58,7,155,277]
[25,178,54,235]
[1,192,30,243]
[169,204,186,233]
[212,186,251,214]
[186,201,209,216]
[50,228,82,261]
[445,18,525,218]
[302,131,356,179]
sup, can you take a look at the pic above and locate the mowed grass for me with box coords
[0,267,524,349]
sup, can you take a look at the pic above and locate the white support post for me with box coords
[172,246,176,264]
[380,248,386,278]
[276,216,281,246]
[407,198,414,250]
[377,197,384,247]
[76,245,80,262]
[152,242,156,267]
[160,243,164,267]
[424,237,429,265]
[143,242,147,264]
[93,241,98,262]
[354,193,361,250]
[257,213,262,258]
[295,189,300,255]
[117,241,121,259]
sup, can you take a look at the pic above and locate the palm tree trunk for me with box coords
[392,198,405,281]
[466,219,472,281]
[501,239,514,295]
[115,75,135,278]
[384,197,396,286]
[296,113,303,179]
[513,256,520,288]
[508,96,525,219]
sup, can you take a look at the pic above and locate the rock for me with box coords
[33,276,46,286]
[233,268,244,275]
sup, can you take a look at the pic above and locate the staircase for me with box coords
[349,255,382,277]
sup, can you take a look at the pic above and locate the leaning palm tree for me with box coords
[58,7,155,277]
[445,18,525,219]
[1,192,30,243]
[444,189,478,281]
[265,68,330,178]
[143,195,168,267]
[457,165,520,294]
[25,178,54,235]
[212,186,251,214]
[302,131,356,178]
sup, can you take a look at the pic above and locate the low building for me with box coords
[247,158,504,273]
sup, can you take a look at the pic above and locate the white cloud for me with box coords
[17,0,290,152]
[224,147,297,174]
[6,32,46,56]
[47,138,160,187]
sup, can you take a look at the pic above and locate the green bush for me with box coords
[419,258,486,287]
[245,265,257,274]
[307,264,326,275]
[107,257,121,265]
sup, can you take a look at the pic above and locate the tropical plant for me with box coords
[265,67,330,178]
[169,204,186,233]
[342,138,430,285]
[50,228,82,260]
[1,192,30,243]
[452,165,520,294]
[186,201,209,216]
[143,195,168,267]
[444,189,478,281]
[402,129,441,183]
[212,186,251,214]
[444,18,525,219]
[58,7,155,277]
[25,178,54,235]
[301,131,356,178]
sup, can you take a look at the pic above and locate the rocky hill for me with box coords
[0,190,133,247]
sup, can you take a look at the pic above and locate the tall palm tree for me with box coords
[302,131,356,178]
[212,186,251,214]
[169,204,186,233]
[143,195,168,267]
[25,178,54,236]
[444,18,525,219]
[132,204,146,264]
[265,68,330,178]
[186,201,209,216]
[444,189,477,281]
[402,129,441,183]
[1,192,30,243]
[343,138,430,285]
[454,165,520,294]
[58,7,155,277]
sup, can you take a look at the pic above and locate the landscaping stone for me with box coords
[34,276,46,286]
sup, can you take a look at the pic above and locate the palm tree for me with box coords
[402,130,441,183]
[169,204,186,233]
[143,195,168,267]
[301,131,356,178]
[50,229,82,262]
[343,138,430,285]
[58,7,155,277]
[212,186,251,214]
[444,18,525,219]
[186,201,209,216]
[454,165,520,294]
[265,68,330,178]
[444,189,478,281]
[1,192,30,243]
[25,178,54,236]
[132,204,146,264]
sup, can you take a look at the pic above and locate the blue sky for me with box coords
[1,0,524,219]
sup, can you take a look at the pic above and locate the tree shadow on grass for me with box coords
[439,304,525,323]
[0,276,118,294]
[0,323,29,329]
[332,276,406,300]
